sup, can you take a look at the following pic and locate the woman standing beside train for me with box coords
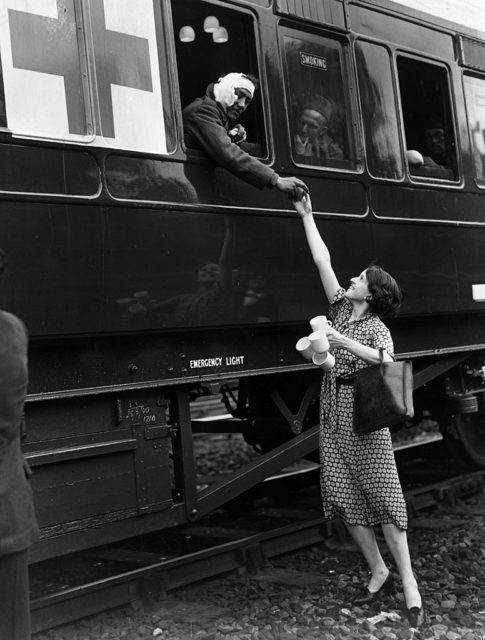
[292,195,423,628]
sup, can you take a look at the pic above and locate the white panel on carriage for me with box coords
[84,0,167,154]
[472,284,485,301]
[0,0,167,154]
[0,0,92,142]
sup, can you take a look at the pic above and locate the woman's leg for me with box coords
[381,523,421,609]
[345,523,390,591]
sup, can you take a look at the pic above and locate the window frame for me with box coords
[395,51,461,185]
[170,0,270,163]
[278,23,360,174]
[354,37,405,183]
[463,71,485,189]
[0,0,176,156]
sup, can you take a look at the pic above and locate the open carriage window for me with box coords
[464,74,485,186]
[397,56,458,181]
[171,0,265,157]
[281,29,356,170]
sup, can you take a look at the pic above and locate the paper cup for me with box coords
[310,315,328,332]
[309,329,329,353]
[296,336,314,361]
[312,351,335,371]
[310,315,333,332]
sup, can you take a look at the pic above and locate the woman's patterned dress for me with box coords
[319,288,408,529]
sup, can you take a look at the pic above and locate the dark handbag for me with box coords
[353,349,414,434]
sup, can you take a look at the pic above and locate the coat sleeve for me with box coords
[183,101,279,190]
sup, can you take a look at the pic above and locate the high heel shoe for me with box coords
[406,606,424,628]
[352,572,394,606]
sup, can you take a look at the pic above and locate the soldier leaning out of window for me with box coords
[183,72,309,199]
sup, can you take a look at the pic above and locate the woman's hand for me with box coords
[326,327,347,350]
[327,328,389,364]
[292,193,312,218]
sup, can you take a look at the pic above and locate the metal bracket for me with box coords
[268,378,320,435]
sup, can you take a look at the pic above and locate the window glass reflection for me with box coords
[283,33,356,170]
[464,75,485,184]
[355,41,403,180]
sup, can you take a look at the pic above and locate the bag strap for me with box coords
[379,348,396,363]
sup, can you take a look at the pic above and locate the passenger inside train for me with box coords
[397,56,457,180]
[293,95,345,163]
[407,117,454,179]
[282,32,353,169]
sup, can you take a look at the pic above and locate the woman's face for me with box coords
[345,269,370,302]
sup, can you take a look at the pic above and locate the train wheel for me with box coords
[440,411,485,470]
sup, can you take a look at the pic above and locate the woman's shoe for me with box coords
[406,606,424,628]
[352,572,394,606]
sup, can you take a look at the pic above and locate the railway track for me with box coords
[30,462,485,634]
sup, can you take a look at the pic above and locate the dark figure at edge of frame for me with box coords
[183,72,309,199]
[292,195,423,629]
[0,250,39,640]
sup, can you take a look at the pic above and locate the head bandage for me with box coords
[213,73,255,108]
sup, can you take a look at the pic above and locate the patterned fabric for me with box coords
[319,288,408,529]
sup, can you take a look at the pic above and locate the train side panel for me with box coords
[0,0,484,558]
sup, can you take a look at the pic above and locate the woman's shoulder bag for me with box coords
[353,349,414,434]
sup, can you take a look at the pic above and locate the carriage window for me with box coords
[0,0,171,154]
[171,1,265,156]
[0,53,6,129]
[397,56,457,181]
[282,32,355,169]
[355,41,403,180]
[464,75,485,185]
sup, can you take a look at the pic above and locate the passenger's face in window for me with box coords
[226,88,253,122]
[296,109,327,143]
[425,128,445,156]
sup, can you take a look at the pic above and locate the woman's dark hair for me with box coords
[365,264,402,318]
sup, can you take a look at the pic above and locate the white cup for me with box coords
[312,351,335,371]
[296,336,314,361]
[308,329,329,353]
[310,315,333,332]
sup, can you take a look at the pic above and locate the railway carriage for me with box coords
[1,0,485,561]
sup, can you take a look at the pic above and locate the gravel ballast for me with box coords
[32,481,485,640]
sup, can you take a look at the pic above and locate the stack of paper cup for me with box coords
[295,315,335,370]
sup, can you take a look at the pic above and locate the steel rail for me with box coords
[31,470,485,634]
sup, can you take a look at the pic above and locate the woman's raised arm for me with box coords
[292,195,340,303]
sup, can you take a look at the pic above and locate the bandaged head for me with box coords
[213,73,256,109]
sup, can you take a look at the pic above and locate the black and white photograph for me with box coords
[0,1,484,639]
